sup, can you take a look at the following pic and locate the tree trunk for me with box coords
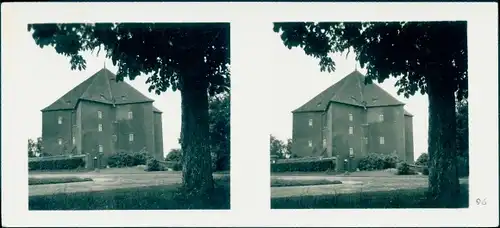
[426,73,460,207]
[179,68,214,198]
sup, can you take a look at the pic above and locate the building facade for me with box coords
[291,70,414,171]
[41,68,164,169]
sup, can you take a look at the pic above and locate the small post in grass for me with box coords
[343,159,350,175]
[93,156,99,172]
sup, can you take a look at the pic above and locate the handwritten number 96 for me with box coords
[476,198,487,205]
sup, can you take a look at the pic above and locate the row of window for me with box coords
[57,133,135,146]
[308,136,385,148]
[57,111,134,125]
[307,113,384,127]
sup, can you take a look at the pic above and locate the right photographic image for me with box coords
[269,21,469,209]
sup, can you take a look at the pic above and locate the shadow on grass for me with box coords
[271,179,342,187]
[29,177,93,185]
[29,179,230,210]
[271,184,468,209]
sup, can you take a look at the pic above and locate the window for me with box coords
[349,148,354,157]
[349,126,353,135]
[308,119,313,127]
[98,145,103,153]
[98,124,103,132]
[97,111,102,119]
[363,137,368,144]
[349,113,353,121]
[380,137,385,145]
[58,138,63,145]
[72,136,76,145]
[58,116,63,125]
[322,138,327,148]
[129,133,134,142]
[308,140,312,147]
[379,114,384,122]
[112,135,117,142]
[128,111,133,120]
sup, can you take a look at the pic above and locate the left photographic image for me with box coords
[26,22,230,210]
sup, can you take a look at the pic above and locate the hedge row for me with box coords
[271,160,335,172]
[28,157,86,171]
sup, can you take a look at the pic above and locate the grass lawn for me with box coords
[29,177,93,185]
[29,179,230,210]
[271,179,342,187]
[271,184,469,209]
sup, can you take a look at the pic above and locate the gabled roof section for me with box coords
[404,110,414,117]
[153,106,162,113]
[293,70,405,113]
[42,68,155,112]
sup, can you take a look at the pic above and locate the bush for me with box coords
[165,148,182,162]
[396,162,416,175]
[172,162,182,171]
[383,154,399,169]
[414,154,467,177]
[422,166,429,175]
[145,158,164,172]
[107,151,152,168]
[271,160,335,172]
[29,157,86,171]
[162,160,182,171]
[357,153,385,171]
[415,153,429,166]
[131,151,153,166]
[107,152,132,167]
[358,153,400,171]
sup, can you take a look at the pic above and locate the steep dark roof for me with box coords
[293,70,405,113]
[42,68,158,112]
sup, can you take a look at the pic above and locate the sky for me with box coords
[19,22,428,160]
[265,23,428,161]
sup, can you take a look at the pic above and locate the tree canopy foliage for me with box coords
[28,138,36,158]
[274,21,467,207]
[273,22,467,100]
[270,135,292,159]
[28,137,44,157]
[456,99,469,158]
[209,92,230,171]
[270,135,285,158]
[28,23,230,95]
